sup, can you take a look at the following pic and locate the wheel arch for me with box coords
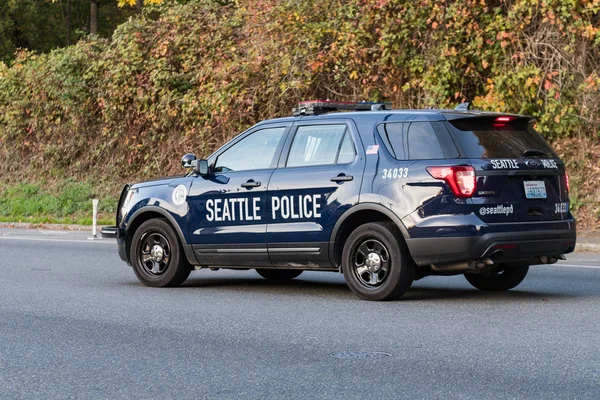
[329,203,411,269]
[125,206,195,265]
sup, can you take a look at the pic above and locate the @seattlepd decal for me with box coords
[479,204,514,216]
[172,185,187,205]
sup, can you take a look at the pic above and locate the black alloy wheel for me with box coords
[130,218,191,287]
[342,222,414,301]
[139,232,171,276]
[351,238,391,287]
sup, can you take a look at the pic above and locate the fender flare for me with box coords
[125,206,198,266]
[127,206,188,245]
[328,203,410,265]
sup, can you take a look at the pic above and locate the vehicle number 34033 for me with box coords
[382,168,409,179]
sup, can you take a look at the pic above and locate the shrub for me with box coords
[0,0,598,184]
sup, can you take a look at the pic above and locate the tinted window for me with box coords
[377,123,405,159]
[215,127,286,172]
[407,122,444,160]
[287,125,348,167]
[336,132,356,164]
[449,117,558,159]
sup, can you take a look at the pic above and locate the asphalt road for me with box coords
[0,229,599,399]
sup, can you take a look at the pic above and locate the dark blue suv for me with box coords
[109,101,576,301]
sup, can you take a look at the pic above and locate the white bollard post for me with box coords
[92,199,98,237]
[88,199,100,240]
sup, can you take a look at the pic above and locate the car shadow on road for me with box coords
[172,275,578,302]
[402,286,576,302]
[182,276,354,298]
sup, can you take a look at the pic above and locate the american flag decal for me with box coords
[366,145,379,155]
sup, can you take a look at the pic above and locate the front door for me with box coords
[266,120,365,268]
[187,125,288,267]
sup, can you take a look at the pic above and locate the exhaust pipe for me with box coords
[431,258,494,272]
[538,255,561,264]
[431,262,470,272]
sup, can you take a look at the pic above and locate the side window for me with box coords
[214,127,286,172]
[336,132,356,164]
[286,124,349,167]
[407,122,444,160]
[377,123,405,159]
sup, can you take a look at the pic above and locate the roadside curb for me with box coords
[575,242,600,253]
[0,222,90,231]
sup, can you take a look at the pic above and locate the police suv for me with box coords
[106,100,576,301]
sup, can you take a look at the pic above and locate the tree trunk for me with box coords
[66,0,71,45]
[136,0,143,11]
[90,0,99,36]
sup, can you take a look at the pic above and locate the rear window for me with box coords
[449,117,558,159]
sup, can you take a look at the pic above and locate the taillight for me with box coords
[427,166,476,198]
[564,171,570,194]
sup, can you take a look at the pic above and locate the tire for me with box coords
[256,269,303,281]
[130,218,191,287]
[464,264,529,291]
[342,222,414,301]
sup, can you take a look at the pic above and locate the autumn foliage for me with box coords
[0,0,598,186]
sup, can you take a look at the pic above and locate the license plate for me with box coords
[523,181,547,199]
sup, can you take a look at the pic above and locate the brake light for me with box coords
[426,166,476,198]
[495,116,516,122]
[493,115,517,128]
[564,171,570,194]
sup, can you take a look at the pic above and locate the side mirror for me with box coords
[181,153,197,169]
[195,159,209,176]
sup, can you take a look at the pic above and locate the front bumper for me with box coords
[406,226,576,266]
[101,226,117,238]
[101,224,129,264]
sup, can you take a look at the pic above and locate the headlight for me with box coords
[121,189,135,217]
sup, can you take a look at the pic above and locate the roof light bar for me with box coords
[292,100,392,116]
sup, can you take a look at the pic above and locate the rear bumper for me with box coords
[406,226,576,266]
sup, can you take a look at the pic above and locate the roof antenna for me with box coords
[455,102,471,111]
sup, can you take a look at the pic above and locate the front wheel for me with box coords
[130,218,191,287]
[256,269,303,281]
[464,264,529,291]
[342,222,414,301]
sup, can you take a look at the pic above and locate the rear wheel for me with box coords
[256,269,303,281]
[464,264,529,291]
[130,218,191,287]
[342,222,414,301]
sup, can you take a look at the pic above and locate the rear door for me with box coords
[446,116,570,223]
[266,120,365,268]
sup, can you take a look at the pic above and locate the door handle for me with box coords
[241,180,261,188]
[330,174,353,183]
